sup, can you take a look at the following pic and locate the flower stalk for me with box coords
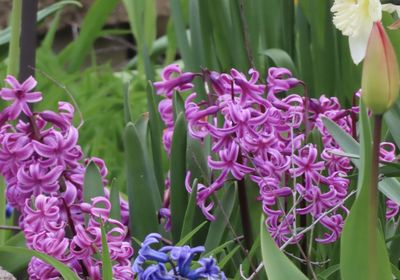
[7,0,22,76]
[369,114,382,279]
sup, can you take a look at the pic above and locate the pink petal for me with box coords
[21,76,37,92]
[4,75,20,88]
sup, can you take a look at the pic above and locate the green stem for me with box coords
[236,153,253,250]
[7,0,22,76]
[370,114,382,280]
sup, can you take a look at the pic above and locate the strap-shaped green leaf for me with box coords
[260,215,308,280]
[0,246,80,280]
[170,112,188,242]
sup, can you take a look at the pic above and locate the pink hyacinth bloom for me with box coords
[0,75,42,119]
[23,195,64,232]
[290,145,324,188]
[208,142,253,180]
[315,214,344,244]
[33,127,81,168]
[17,163,64,195]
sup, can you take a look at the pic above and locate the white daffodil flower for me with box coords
[332,0,400,65]
[331,0,382,65]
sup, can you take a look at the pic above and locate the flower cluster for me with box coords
[154,65,399,245]
[133,233,226,279]
[0,76,133,279]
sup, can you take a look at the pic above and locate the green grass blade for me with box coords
[176,220,208,246]
[0,246,80,280]
[204,238,238,258]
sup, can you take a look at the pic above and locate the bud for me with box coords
[361,22,400,114]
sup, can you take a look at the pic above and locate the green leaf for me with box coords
[0,246,80,280]
[122,0,156,79]
[321,117,359,162]
[170,0,194,69]
[124,122,161,241]
[41,11,62,50]
[173,92,185,121]
[101,224,113,280]
[176,221,208,246]
[146,82,165,194]
[123,83,132,123]
[83,161,105,203]
[219,245,240,269]
[261,48,298,75]
[317,264,340,280]
[109,179,122,221]
[204,238,238,258]
[340,103,392,280]
[170,112,188,242]
[83,161,105,225]
[180,179,199,238]
[0,232,29,273]
[205,186,237,251]
[0,0,82,46]
[391,264,400,280]
[62,0,119,72]
[260,215,308,280]
[234,236,261,279]
[384,101,400,148]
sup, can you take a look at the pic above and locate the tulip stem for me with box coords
[370,114,382,280]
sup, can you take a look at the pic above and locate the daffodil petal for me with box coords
[349,21,373,65]
[382,3,400,18]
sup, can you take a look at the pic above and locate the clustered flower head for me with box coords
[0,75,133,280]
[154,65,399,246]
[133,233,226,279]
